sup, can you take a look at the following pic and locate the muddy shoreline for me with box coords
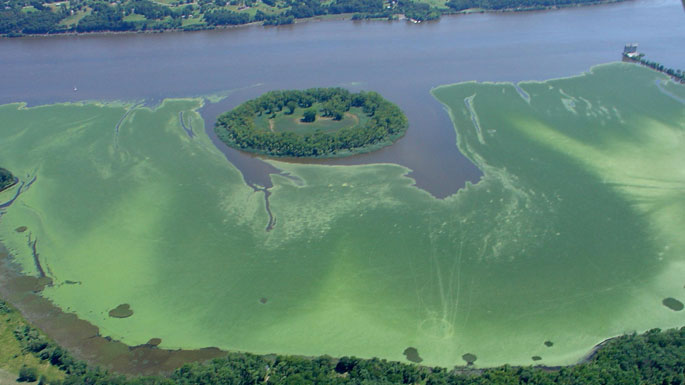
[0,241,627,376]
[0,246,225,376]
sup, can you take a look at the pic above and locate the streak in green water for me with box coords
[0,63,683,367]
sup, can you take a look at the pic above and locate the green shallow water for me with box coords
[0,63,683,367]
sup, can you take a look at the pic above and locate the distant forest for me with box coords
[0,167,15,191]
[6,297,685,385]
[1,0,625,36]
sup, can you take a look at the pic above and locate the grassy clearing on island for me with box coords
[253,106,368,135]
[0,63,682,369]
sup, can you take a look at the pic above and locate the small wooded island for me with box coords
[0,167,16,192]
[214,88,408,158]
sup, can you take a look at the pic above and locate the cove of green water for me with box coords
[0,63,682,367]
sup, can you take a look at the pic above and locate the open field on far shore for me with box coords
[0,63,683,369]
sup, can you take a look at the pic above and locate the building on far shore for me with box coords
[623,43,639,58]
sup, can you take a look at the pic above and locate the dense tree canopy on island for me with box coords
[0,0,626,36]
[0,167,15,191]
[214,88,408,157]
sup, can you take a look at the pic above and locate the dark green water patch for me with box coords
[147,338,162,346]
[403,347,422,363]
[662,298,684,311]
[544,341,554,347]
[462,353,477,365]
[259,297,268,304]
[15,226,27,233]
[109,304,134,318]
[532,356,542,361]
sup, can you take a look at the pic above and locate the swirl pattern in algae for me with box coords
[0,63,683,368]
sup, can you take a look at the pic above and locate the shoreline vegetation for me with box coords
[0,0,627,38]
[214,88,408,158]
[1,296,683,384]
[622,53,685,84]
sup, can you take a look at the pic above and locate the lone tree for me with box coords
[302,108,317,123]
[286,101,297,115]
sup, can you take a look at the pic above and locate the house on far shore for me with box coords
[623,43,639,58]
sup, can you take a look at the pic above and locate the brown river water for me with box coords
[1,0,683,197]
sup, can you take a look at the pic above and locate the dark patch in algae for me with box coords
[662,297,684,311]
[259,297,268,304]
[532,356,542,361]
[15,226,27,233]
[147,338,162,346]
[109,304,134,318]
[403,347,422,363]
[462,353,477,365]
[544,341,554,347]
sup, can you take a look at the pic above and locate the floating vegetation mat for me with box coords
[0,63,683,367]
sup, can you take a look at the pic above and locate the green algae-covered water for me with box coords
[0,63,683,367]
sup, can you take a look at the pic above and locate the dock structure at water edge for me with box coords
[623,43,639,58]
[622,43,684,84]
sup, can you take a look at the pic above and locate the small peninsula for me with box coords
[214,88,408,158]
[0,167,16,192]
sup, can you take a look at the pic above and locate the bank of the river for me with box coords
[2,0,682,198]
[0,236,657,378]
[1,0,628,39]
[622,52,685,83]
[0,245,225,376]
[1,284,683,384]
[0,294,65,383]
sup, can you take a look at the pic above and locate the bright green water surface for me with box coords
[0,63,683,367]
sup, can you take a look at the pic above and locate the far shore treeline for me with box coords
[0,0,625,36]
[0,167,15,191]
[1,298,683,385]
[214,88,408,157]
